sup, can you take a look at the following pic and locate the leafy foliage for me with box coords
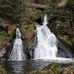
[0,0,26,23]
[68,0,74,6]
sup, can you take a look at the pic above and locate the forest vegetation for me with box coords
[0,0,73,48]
[0,0,74,74]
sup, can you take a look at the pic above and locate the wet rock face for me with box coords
[21,25,34,46]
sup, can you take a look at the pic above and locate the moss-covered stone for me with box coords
[28,63,74,74]
[0,65,7,74]
[57,35,74,50]
[0,18,16,51]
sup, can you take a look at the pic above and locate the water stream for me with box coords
[34,15,73,62]
[0,15,74,74]
[9,28,25,61]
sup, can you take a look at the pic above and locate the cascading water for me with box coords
[34,15,73,62]
[9,28,25,61]
[34,15,58,59]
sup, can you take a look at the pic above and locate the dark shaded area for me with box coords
[33,0,48,4]
[0,25,9,33]
[2,29,16,59]
[57,40,72,58]
[36,17,42,25]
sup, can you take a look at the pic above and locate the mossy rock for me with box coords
[0,18,16,50]
[31,63,74,74]
[0,66,7,74]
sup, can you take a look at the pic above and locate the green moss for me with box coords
[28,24,35,33]
[0,66,7,74]
[28,63,74,74]
[57,35,73,48]
[0,18,17,48]
[7,25,16,38]
[0,31,6,36]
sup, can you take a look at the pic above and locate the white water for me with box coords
[34,15,73,62]
[34,15,58,59]
[9,28,25,61]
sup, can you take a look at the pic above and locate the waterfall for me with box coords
[43,14,48,26]
[34,15,58,59]
[9,28,25,61]
[34,14,73,62]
